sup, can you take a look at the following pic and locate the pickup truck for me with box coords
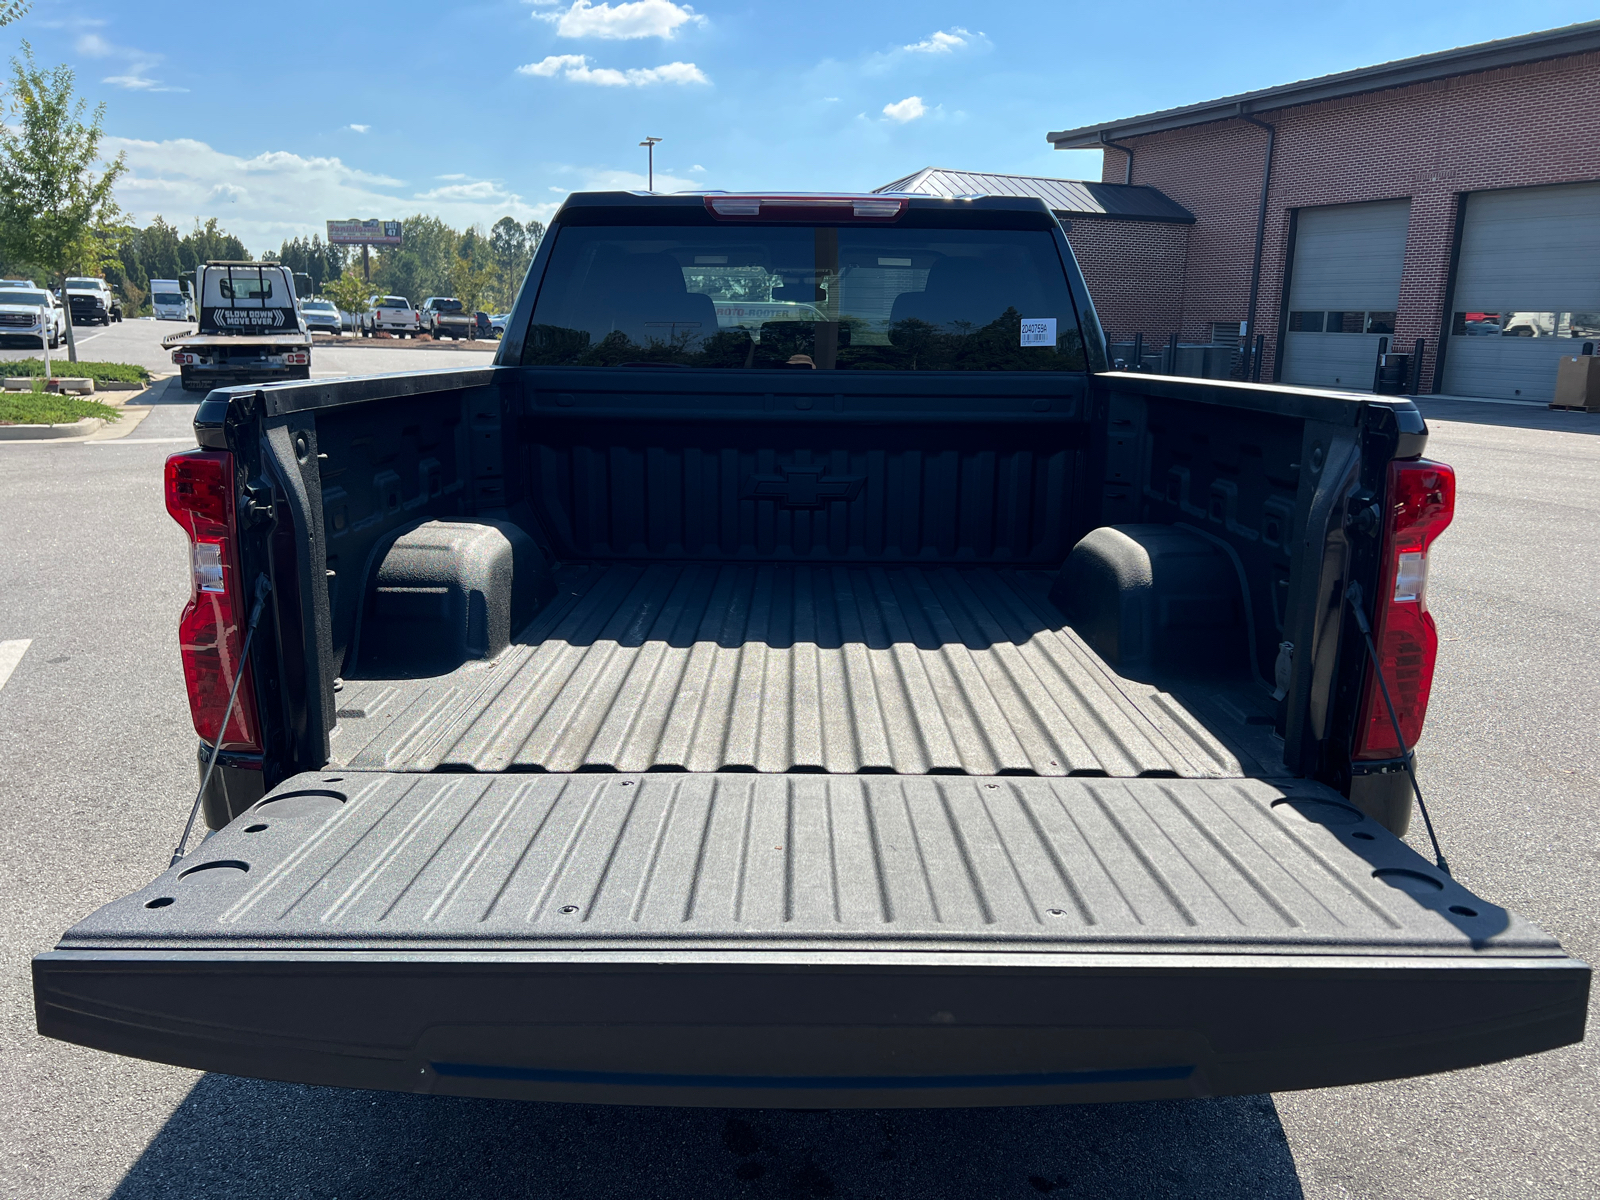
[63,275,122,325]
[36,191,1587,1110]
[164,262,312,391]
[361,295,421,338]
[421,295,475,340]
[0,284,65,348]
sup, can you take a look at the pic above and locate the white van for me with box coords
[151,280,191,322]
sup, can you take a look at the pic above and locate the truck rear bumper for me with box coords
[35,771,1588,1107]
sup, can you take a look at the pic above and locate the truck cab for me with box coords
[150,280,191,322]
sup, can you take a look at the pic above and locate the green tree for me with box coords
[0,2,32,27]
[137,216,183,282]
[487,216,544,311]
[449,227,495,315]
[0,44,126,361]
[177,217,248,273]
[370,213,456,303]
[323,272,370,320]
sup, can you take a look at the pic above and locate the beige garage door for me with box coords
[1443,181,1600,402]
[1280,199,1411,389]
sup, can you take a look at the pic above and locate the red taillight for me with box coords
[172,352,196,365]
[1353,458,1455,760]
[703,194,908,222]
[284,351,308,365]
[164,450,261,752]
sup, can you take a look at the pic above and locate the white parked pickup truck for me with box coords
[0,285,65,349]
[361,295,421,337]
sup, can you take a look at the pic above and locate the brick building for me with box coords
[873,167,1196,348]
[1045,20,1600,402]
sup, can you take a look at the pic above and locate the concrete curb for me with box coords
[0,416,105,440]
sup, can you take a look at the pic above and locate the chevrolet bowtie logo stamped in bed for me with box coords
[742,464,866,508]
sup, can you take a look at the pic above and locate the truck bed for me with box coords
[37,769,1585,1106]
[331,562,1242,778]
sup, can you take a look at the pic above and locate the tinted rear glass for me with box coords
[431,299,463,312]
[379,297,410,309]
[219,278,274,300]
[523,225,1084,371]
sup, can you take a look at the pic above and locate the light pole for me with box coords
[639,136,662,191]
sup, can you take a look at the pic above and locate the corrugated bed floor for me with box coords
[332,563,1242,778]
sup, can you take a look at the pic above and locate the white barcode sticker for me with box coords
[1020,317,1056,347]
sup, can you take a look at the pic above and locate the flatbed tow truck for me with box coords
[164,261,312,392]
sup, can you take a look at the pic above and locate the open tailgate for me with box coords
[35,771,1587,1108]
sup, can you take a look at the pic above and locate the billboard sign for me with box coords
[326,219,402,246]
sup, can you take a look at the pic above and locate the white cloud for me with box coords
[76,29,187,92]
[904,28,972,54]
[519,53,588,76]
[517,54,708,85]
[558,165,703,194]
[347,124,370,133]
[690,164,705,173]
[882,95,927,123]
[104,74,188,93]
[107,136,556,255]
[535,0,705,39]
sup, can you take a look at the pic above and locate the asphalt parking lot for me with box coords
[1,329,1595,1197]
[0,315,498,380]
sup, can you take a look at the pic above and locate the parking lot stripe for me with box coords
[86,438,196,445]
[0,639,30,694]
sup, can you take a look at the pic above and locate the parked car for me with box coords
[474,311,496,339]
[35,190,1588,1113]
[0,277,39,289]
[300,298,343,336]
[420,296,473,339]
[63,276,122,325]
[489,312,509,337]
[0,286,65,349]
[361,295,420,337]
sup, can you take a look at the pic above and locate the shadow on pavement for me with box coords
[110,1075,1304,1199]
[140,377,193,406]
[1417,396,1600,435]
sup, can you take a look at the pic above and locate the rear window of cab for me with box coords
[523,224,1085,372]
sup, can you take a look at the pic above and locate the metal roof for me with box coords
[1048,20,1600,148]
[872,167,1195,223]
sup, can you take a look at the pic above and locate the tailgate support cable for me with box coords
[1345,582,1450,876]
[169,574,273,868]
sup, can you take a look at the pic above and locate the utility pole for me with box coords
[639,136,662,192]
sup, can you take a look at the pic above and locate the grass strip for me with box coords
[0,392,123,425]
[2,358,152,383]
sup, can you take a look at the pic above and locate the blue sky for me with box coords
[8,0,1597,254]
